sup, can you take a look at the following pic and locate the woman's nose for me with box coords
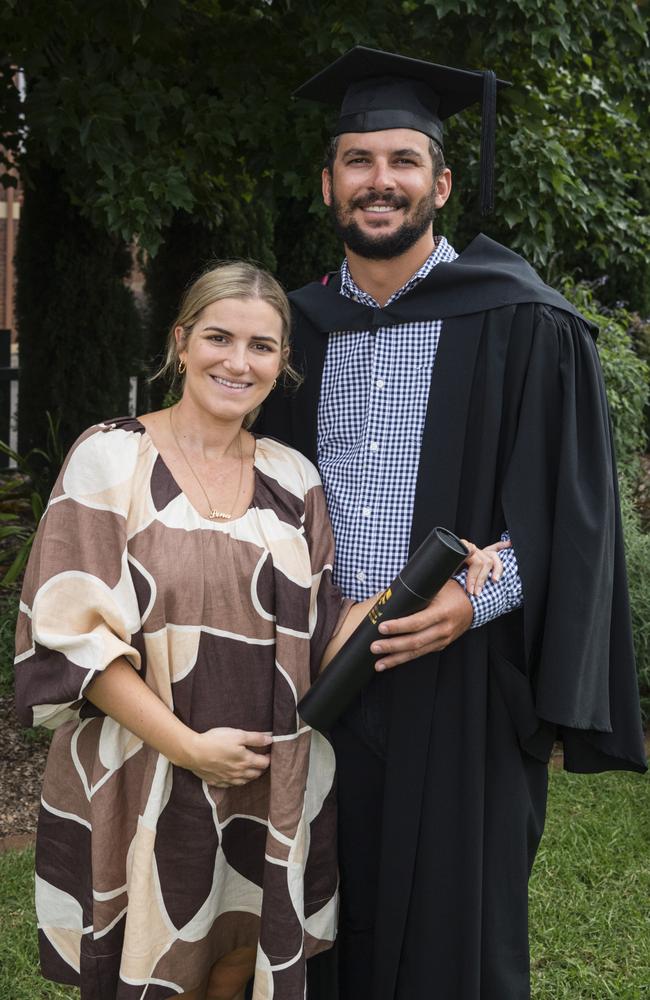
[224,344,249,372]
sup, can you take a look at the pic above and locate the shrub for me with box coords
[627,312,650,443]
[0,584,19,697]
[0,413,64,585]
[618,474,650,723]
[562,281,650,466]
[15,163,142,456]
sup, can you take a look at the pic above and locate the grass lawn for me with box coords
[529,769,650,999]
[1,769,648,999]
[0,847,76,1000]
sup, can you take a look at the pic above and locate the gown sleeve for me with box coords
[501,304,646,772]
[14,423,143,729]
[302,475,353,682]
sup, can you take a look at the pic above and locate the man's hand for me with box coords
[370,579,473,671]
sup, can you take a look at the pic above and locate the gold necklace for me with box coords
[169,406,244,520]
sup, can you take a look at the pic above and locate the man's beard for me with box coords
[328,188,437,261]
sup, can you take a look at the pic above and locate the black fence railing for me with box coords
[0,328,19,470]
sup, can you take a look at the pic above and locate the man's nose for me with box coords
[368,159,395,190]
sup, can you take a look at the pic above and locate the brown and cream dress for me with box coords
[15,416,346,1000]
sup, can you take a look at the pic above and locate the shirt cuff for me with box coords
[453,535,524,629]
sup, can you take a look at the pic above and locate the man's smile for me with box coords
[363,204,401,213]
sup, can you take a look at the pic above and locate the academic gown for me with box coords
[255,234,647,1000]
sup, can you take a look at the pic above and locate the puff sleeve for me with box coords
[15,423,142,729]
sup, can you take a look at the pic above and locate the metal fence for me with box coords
[0,328,19,469]
[0,330,139,472]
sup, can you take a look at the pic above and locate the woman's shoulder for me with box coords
[66,416,146,449]
[51,417,149,509]
[254,435,322,496]
[65,416,147,468]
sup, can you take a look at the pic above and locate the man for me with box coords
[258,46,647,1000]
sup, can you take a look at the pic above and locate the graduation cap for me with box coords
[294,46,510,214]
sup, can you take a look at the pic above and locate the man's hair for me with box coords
[323,134,446,178]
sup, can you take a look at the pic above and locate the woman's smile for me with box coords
[209,374,253,391]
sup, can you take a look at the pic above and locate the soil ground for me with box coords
[0,693,50,850]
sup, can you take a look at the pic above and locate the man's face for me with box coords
[322,128,451,260]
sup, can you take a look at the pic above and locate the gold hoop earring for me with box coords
[272,379,277,390]
[178,359,186,375]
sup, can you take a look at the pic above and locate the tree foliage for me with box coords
[15,164,142,455]
[1,0,649,307]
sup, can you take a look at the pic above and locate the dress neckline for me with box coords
[131,416,260,527]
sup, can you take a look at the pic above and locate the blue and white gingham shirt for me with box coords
[317,237,523,626]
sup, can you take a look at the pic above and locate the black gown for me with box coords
[256,234,647,1000]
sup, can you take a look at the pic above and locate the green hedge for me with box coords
[15,164,142,456]
[618,477,650,722]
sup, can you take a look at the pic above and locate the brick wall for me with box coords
[0,173,22,339]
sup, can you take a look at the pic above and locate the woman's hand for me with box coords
[186,728,273,788]
[461,537,511,596]
[86,660,273,788]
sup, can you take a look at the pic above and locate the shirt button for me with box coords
[362,506,372,517]
[356,570,366,583]
[375,378,385,389]
[370,441,379,452]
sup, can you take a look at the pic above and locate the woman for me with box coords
[15,262,504,1000]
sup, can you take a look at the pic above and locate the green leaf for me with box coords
[30,492,44,523]
[503,207,523,227]
[2,537,34,585]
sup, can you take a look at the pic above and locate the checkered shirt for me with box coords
[317,237,523,627]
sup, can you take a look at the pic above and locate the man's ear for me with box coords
[434,167,453,210]
[322,167,333,207]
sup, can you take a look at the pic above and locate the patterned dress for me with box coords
[15,416,346,1000]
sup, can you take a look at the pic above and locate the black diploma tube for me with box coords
[298,526,469,732]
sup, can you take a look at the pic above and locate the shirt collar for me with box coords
[339,236,457,306]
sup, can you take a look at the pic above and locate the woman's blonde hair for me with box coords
[154,260,301,428]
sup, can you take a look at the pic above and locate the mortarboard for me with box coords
[294,46,510,214]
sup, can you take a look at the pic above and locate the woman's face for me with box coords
[176,297,284,424]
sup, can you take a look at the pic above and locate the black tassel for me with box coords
[479,69,497,215]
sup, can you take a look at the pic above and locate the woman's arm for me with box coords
[320,596,378,669]
[86,659,272,787]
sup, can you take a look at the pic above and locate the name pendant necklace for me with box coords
[169,406,244,521]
